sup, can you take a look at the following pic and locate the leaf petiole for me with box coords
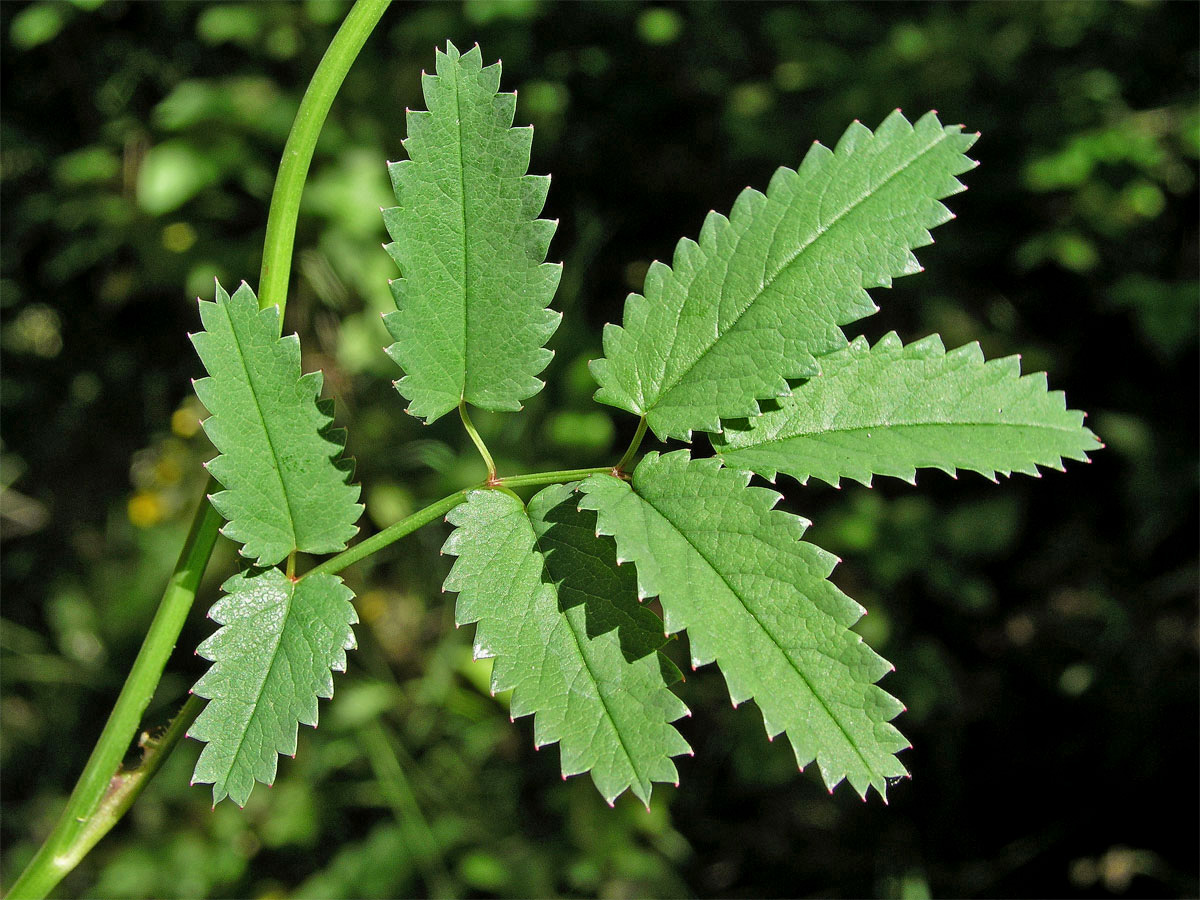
[458,402,497,481]
[614,416,648,474]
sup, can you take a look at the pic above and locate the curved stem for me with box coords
[458,402,497,481]
[6,496,222,900]
[6,5,391,897]
[257,0,390,321]
[614,416,648,474]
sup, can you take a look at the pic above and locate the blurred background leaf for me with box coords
[1,1,1196,897]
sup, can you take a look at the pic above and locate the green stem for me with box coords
[6,498,222,900]
[42,695,206,890]
[614,415,648,474]
[458,402,497,481]
[257,0,390,320]
[6,5,391,896]
[303,466,612,580]
[306,491,468,579]
[496,467,612,490]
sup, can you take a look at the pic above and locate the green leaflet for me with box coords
[590,110,978,441]
[187,568,358,807]
[442,485,691,805]
[714,332,1102,486]
[191,280,362,567]
[382,41,562,423]
[578,452,908,799]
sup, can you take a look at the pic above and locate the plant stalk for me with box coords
[6,497,221,900]
[496,467,613,490]
[36,695,206,892]
[257,0,391,320]
[6,4,390,896]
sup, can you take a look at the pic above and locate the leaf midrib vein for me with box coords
[636,478,881,782]
[743,417,1087,447]
[222,301,298,554]
[452,59,470,403]
[653,129,952,418]
[220,579,296,796]
[528,514,648,796]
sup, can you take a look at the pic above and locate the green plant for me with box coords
[7,15,1102,898]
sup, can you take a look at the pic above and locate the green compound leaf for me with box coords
[578,452,907,799]
[191,280,362,567]
[715,332,1102,487]
[382,41,562,423]
[187,568,358,807]
[443,484,691,805]
[590,110,978,441]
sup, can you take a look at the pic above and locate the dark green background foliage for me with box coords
[2,1,1196,897]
